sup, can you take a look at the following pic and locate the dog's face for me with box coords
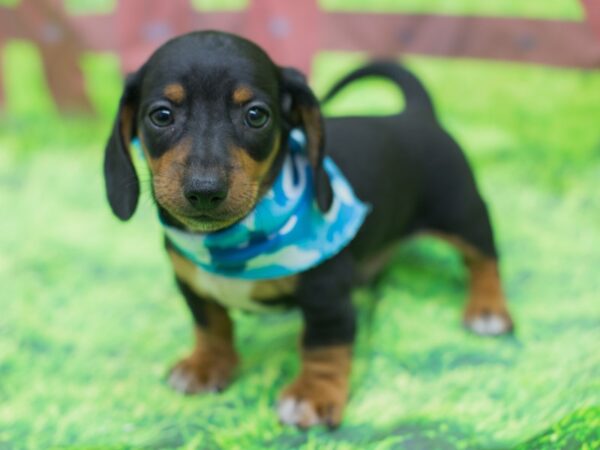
[104,31,330,231]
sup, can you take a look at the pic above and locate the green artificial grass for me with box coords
[320,0,583,20]
[9,0,582,18]
[63,0,116,15]
[1,24,600,450]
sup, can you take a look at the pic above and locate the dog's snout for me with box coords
[184,178,228,210]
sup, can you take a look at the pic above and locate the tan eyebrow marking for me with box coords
[232,86,254,104]
[163,83,186,103]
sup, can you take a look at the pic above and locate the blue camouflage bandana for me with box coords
[158,129,370,280]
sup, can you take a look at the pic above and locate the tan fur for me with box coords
[228,134,281,211]
[168,249,199,290]
[431,232,513,328]
[144,137,191,174]
[234,134,281,180]
[227,147,260,210]
[140,136,192,215]
[168,304,238,393]
[463,258,512,325]
[119,104,134,147]
[164,83,186,103]
[168,249,297,309]
[358,243,400,283]
[232,86,254,104]
[279,345,352,428]
[299,107,322,168]
[250,276,298,301]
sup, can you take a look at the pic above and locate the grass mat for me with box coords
[1,49,599,448]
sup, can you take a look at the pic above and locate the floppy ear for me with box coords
[280,67,332,211]
[104,72,142,221]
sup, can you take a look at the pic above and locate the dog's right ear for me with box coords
[280,66,333,212]
[104,72,142,221]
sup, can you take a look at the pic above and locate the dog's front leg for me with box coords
[167,277,238,394]
[278,251,356,429]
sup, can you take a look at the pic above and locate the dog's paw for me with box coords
[464,306,514,336]
[167,353,237,395]
[277,377,347,429]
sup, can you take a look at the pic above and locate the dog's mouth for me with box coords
[171,208,251,233]
[153,177,262,233]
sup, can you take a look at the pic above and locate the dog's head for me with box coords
[104,31,330,232]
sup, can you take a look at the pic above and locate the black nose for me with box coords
[184,180,227,210]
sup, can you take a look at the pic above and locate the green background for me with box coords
[1,0,599,448]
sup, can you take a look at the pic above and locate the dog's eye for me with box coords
[245,106,270,128]
[149,108,174,127]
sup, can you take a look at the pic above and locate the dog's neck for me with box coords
[161,129,370,280]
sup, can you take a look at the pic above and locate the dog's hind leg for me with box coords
[426,191,514,335]
[432,230,514,335]
[420,133,514,335]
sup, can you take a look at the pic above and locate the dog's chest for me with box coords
[167,250,297,311]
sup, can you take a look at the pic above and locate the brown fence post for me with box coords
[0,5,20,111]
[581,0,600,40]
[16,0,93,113]
[0,58,4,109]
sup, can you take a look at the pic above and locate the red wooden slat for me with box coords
[0,58,4,107]
[0,6,27,39]
[116,0,194,73]
[193,11,245,31]
[241,0,319,74]
[581,0,600,41]
[321,13,600,69]
[72,14,117,51]
[3,1,600,114]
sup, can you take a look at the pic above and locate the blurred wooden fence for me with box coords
[1,0,599,113]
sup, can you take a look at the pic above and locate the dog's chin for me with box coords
[159,194,261,233]
[180,217,235,233]
[171,210,251,233]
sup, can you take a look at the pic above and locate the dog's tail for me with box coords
[321,60,435,116]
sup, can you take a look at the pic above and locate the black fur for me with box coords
[297,249,356,348]
[175,277,209,328]
[322,63,497,260]
[104,73,142,220]
[104,31,498,350]
[280,66,333,211]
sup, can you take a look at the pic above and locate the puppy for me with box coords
[104,30,514,428]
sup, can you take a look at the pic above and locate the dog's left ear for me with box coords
[280,67,332,211]
[103,71,142,221]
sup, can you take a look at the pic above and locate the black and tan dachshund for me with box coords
[104,30,514,428]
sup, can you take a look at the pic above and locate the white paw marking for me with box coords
[277,397,320,427]
[167,365,220,394]
[167,366,199,394]
[466,314,511,336]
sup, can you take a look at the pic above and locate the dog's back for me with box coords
[322,62,491,259]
